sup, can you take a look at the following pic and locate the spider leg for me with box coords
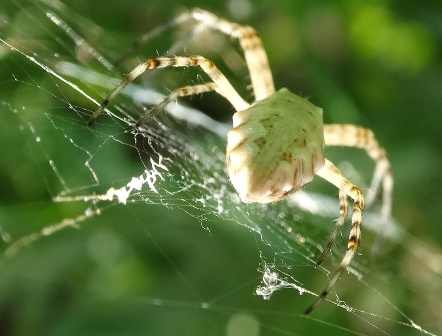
[324,124,393,251]
[188,9,275,100]
[113,9,275,100]
[88,56,249,126]
[304,159,364,315]
[135,82,247,127]
[315,189,348,266]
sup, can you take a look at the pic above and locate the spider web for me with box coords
[0,1,440,335]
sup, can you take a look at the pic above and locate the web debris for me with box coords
[54,156,168,204]
[256,263,306,299]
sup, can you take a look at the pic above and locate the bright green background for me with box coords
[1,0,441,335]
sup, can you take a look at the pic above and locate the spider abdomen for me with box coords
[226,88,325,203]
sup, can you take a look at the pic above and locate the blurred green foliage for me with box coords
[1,0,442,335]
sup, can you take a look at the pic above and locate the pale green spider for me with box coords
[89,9,393,315]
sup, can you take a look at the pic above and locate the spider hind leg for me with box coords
[315,189,349,267]
[304,159,364,315]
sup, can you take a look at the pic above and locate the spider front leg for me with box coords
[112,8,276,100]
[304,159,364,315]
[88,56,249,126]
[187,8,275,100]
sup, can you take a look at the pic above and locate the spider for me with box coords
[89,9,393,315]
